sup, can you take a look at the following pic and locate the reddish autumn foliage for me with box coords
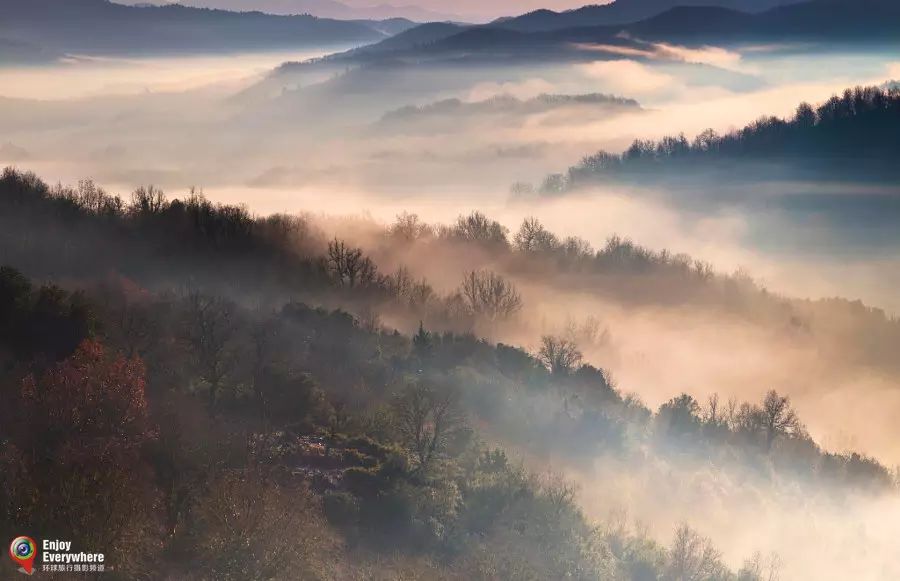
[4,339,163,574]
[19,339,153,462]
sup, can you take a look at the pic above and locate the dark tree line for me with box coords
[543,85,900,190]
[5,167,900,381]
[0,169,524,328]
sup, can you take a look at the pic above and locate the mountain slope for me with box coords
[299,0,900,71]
[0,0,387,56]
[3,171,897,579]
[551,85,900,191]
[349,17,419,36]
[118,0,460,22]
[360,21,467,51]
[625,0,900,42]
[493,0,803,32]
[390,0,900,63]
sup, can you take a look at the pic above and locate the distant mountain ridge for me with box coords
[341,0,900,65]
[494,0,805,32]
[117,0,460,22]
[345,21,466,54]
[0,0,389,57]
[624,0,900,42]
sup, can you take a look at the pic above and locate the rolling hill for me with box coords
[625,0,900,42]
[327,0,900,67]
[116,0,460,22]
[0,0,389,57]
[493,0,803,32]
[549,85,900,191]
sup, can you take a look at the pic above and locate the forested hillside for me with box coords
[1,167,897,579]
[545,86,900,192]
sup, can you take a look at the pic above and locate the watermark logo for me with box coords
[9,536,37,575]
[8,538,107,575]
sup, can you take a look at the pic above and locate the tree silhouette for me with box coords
[537,335,583,377]
[459,270,523,320]
[327,238,378,288]
[514,217,559,253]
[447,211,509,246]
[182,292,236,409]
[558,85,900,190]
[392,381,467,471]
[761,390,800,451]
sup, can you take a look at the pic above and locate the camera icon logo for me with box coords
[8,537,37,575]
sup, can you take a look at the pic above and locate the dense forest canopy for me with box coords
[2,166,898,579]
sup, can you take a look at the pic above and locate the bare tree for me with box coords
[129,185,167,216]
[732,391,801,450]
[691,128,720,152]
[68,178,122,215]
[356,256,379,288]
[735,402,762,433]
[540,471,578,517]
[407,279,435,308]
[327,238,379,288]
[666,524,728,581]
[390,212,431,241]
[459,270,522,320]
[725,396,739,430]
[565,315,610,349]
[448,211,508,246]
[389,266,413,299]
[761,390,800,450]
[513,217,559,253]
[561,236,594,262]
[739,552,782,581]
[183,291,236,409]
[392,382,467,471]
[537,335,583,376]
[327,239,359,287]
[703,394,725,427]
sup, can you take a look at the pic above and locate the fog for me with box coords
[572,456,900,580]
[3,37,900,579]
[4,38,900,423]
[4,40,900,423]
[309,207,900,580]
[0,49,344,100]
